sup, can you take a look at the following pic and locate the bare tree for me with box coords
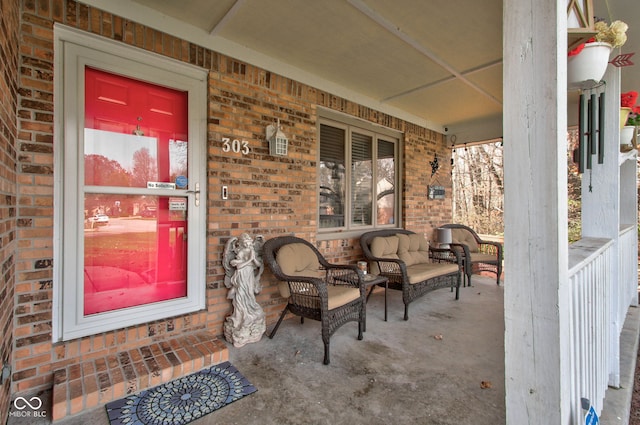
[452,142,504,235]
[131,147,158,187]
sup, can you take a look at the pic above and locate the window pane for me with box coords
[84,129,158,187]
[377,139,396,225]
[351,132,372,226]
[84,129,189,188]
[319,124,346,228]
[84,194,187,315]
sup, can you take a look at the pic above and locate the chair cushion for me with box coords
[405,263,459,284]
[397,233,430,266]
[327,285,361,310]
[469,252,498,264]
[276,243,322,298]
[451,228,479,252]
[370,236,400,259]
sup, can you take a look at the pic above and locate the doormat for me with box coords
[105,361,257,425]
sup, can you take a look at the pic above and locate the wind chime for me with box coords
[574,83,606,176]
[573,50,635,176]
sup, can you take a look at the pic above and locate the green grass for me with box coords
[84,232,156,273]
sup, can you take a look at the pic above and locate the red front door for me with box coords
[83,67,189,315]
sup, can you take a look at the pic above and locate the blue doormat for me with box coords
[105,361,257,425]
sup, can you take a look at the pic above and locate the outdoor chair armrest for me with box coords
[478,241,503,259]
[283,275,330,299]
[449,242,471,260]
[326,265,366,296]
[370,258,407,280]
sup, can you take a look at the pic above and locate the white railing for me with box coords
[567,237,613,421]
[618,225,638,324]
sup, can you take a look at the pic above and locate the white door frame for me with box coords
[53,25,208,341]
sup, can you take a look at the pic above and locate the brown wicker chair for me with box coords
[441,224,503,286]
[262,235,366,365]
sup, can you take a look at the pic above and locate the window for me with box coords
[319,115,400,234]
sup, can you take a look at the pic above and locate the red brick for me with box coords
[9,2,449,421]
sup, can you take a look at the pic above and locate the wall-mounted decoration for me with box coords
[428,185,445,200]
[429,154,439,177]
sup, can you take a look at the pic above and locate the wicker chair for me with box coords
[262,236,366,365]
[441,224,503,286]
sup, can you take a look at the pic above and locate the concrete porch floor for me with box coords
[13,275,640,424]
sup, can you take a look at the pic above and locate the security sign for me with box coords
[169,198,187,211]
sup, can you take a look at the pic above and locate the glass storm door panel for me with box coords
[83,67,189,315]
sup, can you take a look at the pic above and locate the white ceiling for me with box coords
[85,0,640,143]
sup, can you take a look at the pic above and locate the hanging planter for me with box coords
[620,107,632,129]
[567,19,628,88]
[620,126,635,146]
[568,42,612,87]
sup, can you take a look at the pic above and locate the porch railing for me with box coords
[567,237,612,420]
[567,229,637,421]
[618,225,638,327]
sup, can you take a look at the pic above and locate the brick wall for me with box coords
[11,0,453,399]
[0,0,20,419]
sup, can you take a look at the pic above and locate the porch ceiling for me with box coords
[90,0,639,141]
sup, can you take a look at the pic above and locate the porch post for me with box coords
[580,66,621,387]
[503,0,571,423]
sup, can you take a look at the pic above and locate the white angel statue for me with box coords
[222,233,266,347]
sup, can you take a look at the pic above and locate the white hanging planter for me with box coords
[568,42,612,87]
[620,126,635,146]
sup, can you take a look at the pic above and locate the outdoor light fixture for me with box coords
[266,119,288,156]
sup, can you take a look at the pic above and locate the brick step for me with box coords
[51,332,229,422]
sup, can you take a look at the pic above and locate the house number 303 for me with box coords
[222,137,250,155]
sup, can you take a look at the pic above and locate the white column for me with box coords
[503,0,571,423]
[580,66,622,387]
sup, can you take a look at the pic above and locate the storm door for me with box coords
[54,27,207,340]
[83,67,190,315]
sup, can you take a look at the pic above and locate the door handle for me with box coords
[186,183,200,206]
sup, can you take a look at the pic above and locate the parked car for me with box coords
[91,214,109,225]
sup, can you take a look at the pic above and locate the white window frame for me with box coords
[317,109,402,240]
[53,25,208,341]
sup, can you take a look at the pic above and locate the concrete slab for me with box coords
[14,276,638,425]
[600,305,640,424]
[41,277,504,424]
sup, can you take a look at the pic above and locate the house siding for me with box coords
[10,0,453,400]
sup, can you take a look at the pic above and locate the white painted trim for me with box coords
[53,24,208,341]
[316,111,402,237]
[79,0,441,132]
